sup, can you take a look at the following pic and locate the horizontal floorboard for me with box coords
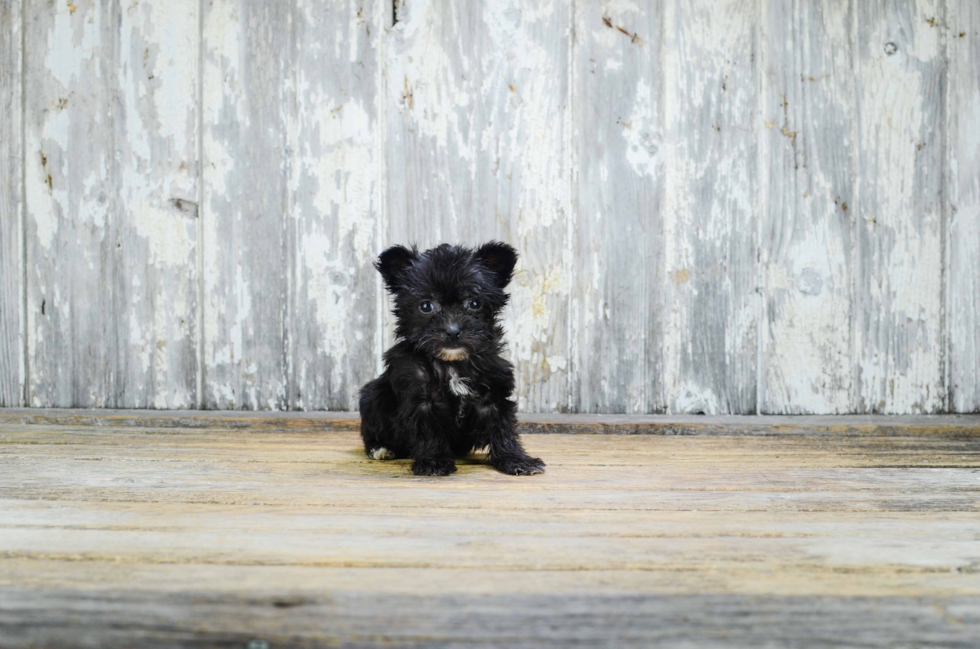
[3,589,980,649]
[2,410,980,436]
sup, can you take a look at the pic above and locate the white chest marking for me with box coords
[448,368,473,398]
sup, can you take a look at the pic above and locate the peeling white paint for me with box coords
[25,135,60,252]
[855,0,944,414]
[304,95,376,255]
[45,5,99,89]
[623,78,659,178]
[661,0,757,414]
[390,0,475,161]
[673,381,721,415]
[947,0,980,412]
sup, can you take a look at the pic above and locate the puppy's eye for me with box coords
[419,300,434,314]
[466,299,481,311]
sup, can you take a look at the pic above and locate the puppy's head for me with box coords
[376,242,517,361]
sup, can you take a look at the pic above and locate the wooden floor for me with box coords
[1,414,979,647]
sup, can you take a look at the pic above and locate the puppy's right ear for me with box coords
[375,245,417,292]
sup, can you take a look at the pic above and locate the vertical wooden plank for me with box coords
[854,0,944,413]
[0,0,23,406]
[24,0,200,408]
[114,1,201,408]
[947,0,980,412]
[570,2,664,413]
[386,0,571,412]
[202,0,290,409]
[203,0,381,411]
[662,0,758,414]
[25,0,117,406]
[287,0,382,411]
[759,0,855,414]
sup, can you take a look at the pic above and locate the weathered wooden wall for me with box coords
[0,0,977,414]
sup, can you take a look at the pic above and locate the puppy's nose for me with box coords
[445,324,461,340]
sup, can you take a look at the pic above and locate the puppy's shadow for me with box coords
[457,453,492,467]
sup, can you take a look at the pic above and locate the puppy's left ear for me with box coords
[475,241,518,289]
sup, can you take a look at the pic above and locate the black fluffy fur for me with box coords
[359,242,545,477]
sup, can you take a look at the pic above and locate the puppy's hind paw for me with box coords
[412,457,457,476]
[494,455,546,476]
[368,446,396,460]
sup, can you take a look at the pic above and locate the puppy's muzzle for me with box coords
[437,347,469,361]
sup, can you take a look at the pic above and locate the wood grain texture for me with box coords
[110,0,200,408]
[385,0,571,412]
[662,0,758,414]
[2,588,977,649]
[23,0,200,408]
[855,0,945,414]
[570,1,664,414]
[114,1,200,409]
[759,0,855,414]
[0,0,22,407]
[286,0,382,410]
[203,0,381,411]
[24,0,116,407]
[202,0,291,409]
[3,408,980,437]
[947,0,980,413]
[0,421,979,646]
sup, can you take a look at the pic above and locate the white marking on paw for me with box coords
[369,447,395,460]
[448,368,473,398]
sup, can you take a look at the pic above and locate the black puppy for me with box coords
[359,242,545,477]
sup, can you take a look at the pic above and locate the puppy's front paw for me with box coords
[493,455,546,476]
[412,457,457,476]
